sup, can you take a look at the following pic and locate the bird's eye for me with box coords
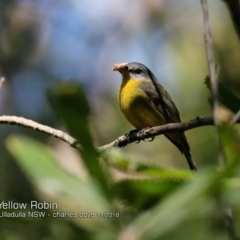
[135,69,141,74]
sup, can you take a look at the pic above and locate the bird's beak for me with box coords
[112,62,129,75]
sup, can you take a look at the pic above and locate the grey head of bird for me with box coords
[113,62,158,82]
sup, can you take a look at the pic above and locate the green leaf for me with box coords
[6,135,115,236]
[114,179,185,210]
[48,82,111,200]
[118,124,240,240]
[118,169,216,240]
[104,148,192,210]
[103,148,192,180]
[205,76,240,112]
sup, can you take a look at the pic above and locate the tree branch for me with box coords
[0,115,79,148]
[99,116,215,151]
[0,115,213,151]
[225,206,240,240]
[230,109,240,124]
[0,77,5,92]
[1,115,239,152]
[200,0,219,125]
[201,2,239,239]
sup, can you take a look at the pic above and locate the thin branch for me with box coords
[202,0,239,233]
[0,115,213,151]
[1,115,239,152]
[225,206,240,240]
[230,109,240,124]
[0,115,80,148]
[0,77,5,92]
[99,116,215,151]
[201,2,239,239]
[200,0,219,125]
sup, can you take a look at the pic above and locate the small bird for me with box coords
[113,62,196,171]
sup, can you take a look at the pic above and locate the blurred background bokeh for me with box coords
[0,0,240,239]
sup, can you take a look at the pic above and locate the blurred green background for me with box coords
[0,0,240,239]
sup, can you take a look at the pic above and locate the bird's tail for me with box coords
[165,132,197,171]
[179,134,197,172]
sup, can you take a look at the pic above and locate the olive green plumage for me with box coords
[114,62,196,171]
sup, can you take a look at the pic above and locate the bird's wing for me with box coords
[139,80,196,170]
[139,81,181,124]
[139,80,191,153]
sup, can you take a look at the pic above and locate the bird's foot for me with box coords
[141,127,155,142]
[143,136,155,142]
[118,129,139,147]
[119,127,155,147]
[128,129,142,144]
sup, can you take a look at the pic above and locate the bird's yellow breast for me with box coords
[118,78,166,129]
[119,78,142,110]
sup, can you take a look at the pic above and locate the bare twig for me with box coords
[99,116,215,151]
[200,0,219,125]
[0,115,239,152]
[201,1,225,167]
[225,207,240,240]
[0,77,5,92]
[201,1,239,239]
[230,109,240,124]
[0,115,215,151]
[0,115,79,148]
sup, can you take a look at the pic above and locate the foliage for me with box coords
[1,1,240,239]
[3,83,240,240]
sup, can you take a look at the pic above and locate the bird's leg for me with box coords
[142,127,155,142]
[118,129,140,147]
[119,127,155,147]
[128,129,142,144]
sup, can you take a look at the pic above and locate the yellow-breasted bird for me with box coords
[113,62,196,171]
